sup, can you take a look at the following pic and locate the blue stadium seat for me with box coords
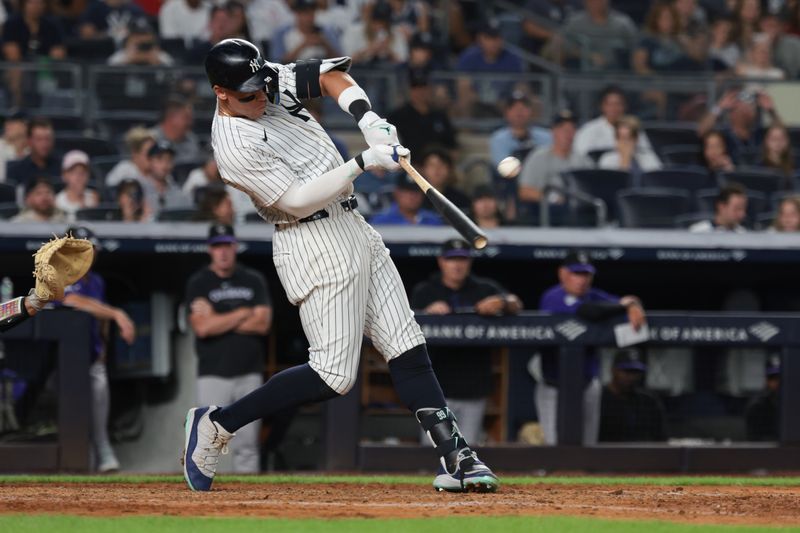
[0,202,18,219]
[0,182,16,204]
[644,125,699,156]
[56,134,119,158]
[720,169,794,195]
[640,167,717,193]
[76,204,122,221]
[562,169,632,224]
[616,187,692,228]
[157,208,197,222]
[660,144,701,166]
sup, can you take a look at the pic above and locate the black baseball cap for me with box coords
[208,223,237,245]
[507,90,532,107]
[66,225,101,249]
[766,354,781,377]
[23,175,55,196]
[552,109,577,127]
[472,184,495,200]
[477,19,501,37]
[395,172,419,191]
[613,349,647,372]
[292,0,317,11]
[371,1,392,21]
[562,250,595,274]
[410,32,434,50]
[408,67,430,87]
[440,238,471,259]
[147,141,175,158]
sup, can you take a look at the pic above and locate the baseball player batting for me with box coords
[182,39,498,493]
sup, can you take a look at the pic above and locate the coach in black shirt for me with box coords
[411,238,522,444]
[598,349,667,443]
[186,223,271,473]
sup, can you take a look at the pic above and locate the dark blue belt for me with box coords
[297,195,358,223]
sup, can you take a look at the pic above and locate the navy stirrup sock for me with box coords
[388,344,447,413]
[210,363,338,433]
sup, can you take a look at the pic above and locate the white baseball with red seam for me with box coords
[497,156,521,178]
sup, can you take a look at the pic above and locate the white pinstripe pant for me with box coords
[273,204,426,394]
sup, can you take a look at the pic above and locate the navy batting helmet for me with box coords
[204,38,278,93]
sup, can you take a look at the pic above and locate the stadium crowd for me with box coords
[0,0,797,231]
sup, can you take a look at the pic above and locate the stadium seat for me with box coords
[244,211,265,223]
[587,149,609,164]
[56,134,119,158]
[695,188,767,227]
[160,38,188,64]
[90,155,123,184]
[640,167,717,193]
[660,144,701,166]
[65,36,115,63]
[616,187,692,228]
[157,207,197,221]
[756,211,776,230]
[644,125,699,155]
[0,202,18,219]
[562,169,632,224]
[720,169,794,195]
[674,211,712,228]
[173,160,204,185]
[76,204,122,221]
[0,182,16,203]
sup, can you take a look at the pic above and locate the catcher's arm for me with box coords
[0,290,46,332]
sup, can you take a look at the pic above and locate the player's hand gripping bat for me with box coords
[398,157,488,249]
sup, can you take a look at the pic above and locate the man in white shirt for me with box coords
[573,86,655,159]
[689,183,748,233]
[159,0,211,45]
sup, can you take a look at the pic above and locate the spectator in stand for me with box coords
[598,116,663,178]
[758,124,795,179]
[226,1,252,41]
[533,250,646,445]
[709,14,741,71]
[489,91,552,168]
[150,97,200,163]
[245,0,298,45]
[454,19,524,119]
[735,32,786,80]
[521,0,581,55]
[557,0,638,70]
[700,130,736,174]
[759,8,800,79]
[406,31,440,70]
[745,355,781,441]
[2,0,66,108]
[107,17,174,66]
[342,1,407,67]
[194,185,235,226]
[573,86,656,159]
[697,89,782,165]
[732,0,761,49]
[633,2,703,75]
[187,5,237,63]
[271,0,340,63]
[183,154,254,221]
[158,0,211,45]
[311,0,357,40]
[55,150,99,221]
[369,172,442,226]
[11,175,67,222]
[789,1,800,37]
[116,178,151,222]
[7,117,60,186]
[519,110,593,205]
[106,126,154,187]
[387,67,458,165]
[418,148,470,212]
[674,0,708,39]
[598,349,667,443]
[385,0,430,40]
[470,184,506,229]
[689,182,748,233]
[769,196,800,232]
[79,0,144,45]
[141,141,191,216]
[0,111,29,183]
[411,238,522,444]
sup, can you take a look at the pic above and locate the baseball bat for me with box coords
[399,157,488,250]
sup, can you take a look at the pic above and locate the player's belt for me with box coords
[276,196,358,229]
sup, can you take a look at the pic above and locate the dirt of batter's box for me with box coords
[1,482,799,526]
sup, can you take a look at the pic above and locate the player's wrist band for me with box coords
[338,85,371,123]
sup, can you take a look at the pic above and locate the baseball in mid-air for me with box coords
[497,156,521,178]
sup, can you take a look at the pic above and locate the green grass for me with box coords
[1,474,800,487]
[0,516,797,533]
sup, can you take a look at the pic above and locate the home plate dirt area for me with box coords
[1,481,800,526]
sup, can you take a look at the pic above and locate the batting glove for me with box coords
[362,144,410,171]
[359,111,400,148]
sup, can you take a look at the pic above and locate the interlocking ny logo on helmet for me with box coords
[205,38,278,94]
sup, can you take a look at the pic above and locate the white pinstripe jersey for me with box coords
[211,59,351,224]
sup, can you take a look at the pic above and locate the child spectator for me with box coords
[55,150,99,221]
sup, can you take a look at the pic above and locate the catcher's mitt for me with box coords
[32,235,94,301]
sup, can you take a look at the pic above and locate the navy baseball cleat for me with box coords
[432,450,499,493]
[182,406,234,491]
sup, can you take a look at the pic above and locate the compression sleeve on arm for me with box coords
[0,296,30,333]
[273,158,363,218]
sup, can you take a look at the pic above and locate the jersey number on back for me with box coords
[282,90,310,122]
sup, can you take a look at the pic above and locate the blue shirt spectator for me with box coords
[369,172,443,226]
[369,202,442,226]
[489,91,552,167]
[270,0,341,64]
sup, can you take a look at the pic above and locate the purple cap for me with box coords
[562,250,596,274]
[208,223,237,245]
[613,349,647,372]
[440,238,471,258]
